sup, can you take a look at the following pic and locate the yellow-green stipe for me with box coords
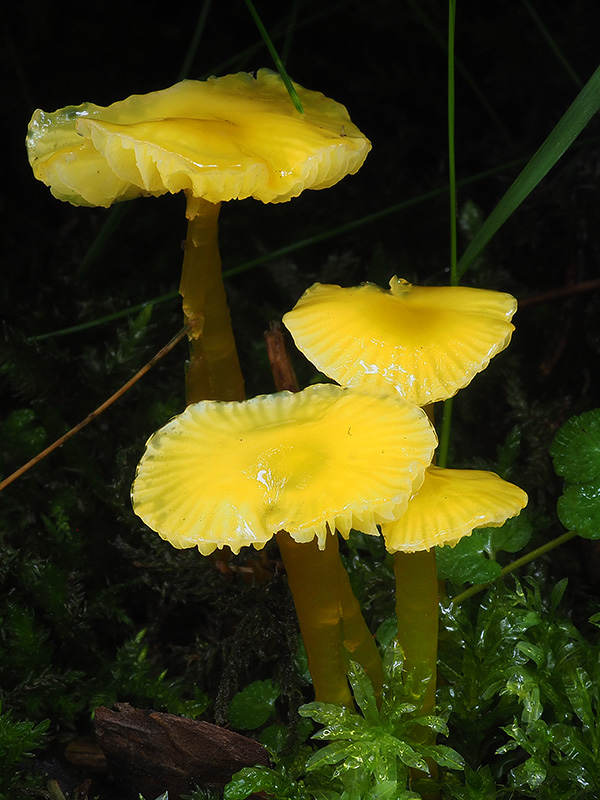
[393,549,438,715]
[277,531,353,708]
[338,565,384,704]
[394,548,439,795]
[181,196,245,404]
[264,327,384,706]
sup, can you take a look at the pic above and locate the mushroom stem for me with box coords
[265,324,384,704]
[276,531,353,707]
[180,195,245,404]
[394,548,439,796]
[338,566,384,703]
[393,549,438,715]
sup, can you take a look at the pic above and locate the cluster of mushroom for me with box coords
[131,276,528,709]
[25,69,386,708]
[282,277,528,554]
[27,69,528,712]
[133,278,526,561]
[282,277,528,714]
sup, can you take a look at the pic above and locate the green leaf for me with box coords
[224,765,299,800]
[589,611,600,627]
[299,701,361,731]
[563,665,595,728]
[363,780,410,800]
[511,754,547,789]
[436,533,501,584]
[259,723,289,756]
[557,479,600,539]
[375,617,398,649]
[0,408,46,462]
[347,661,380,726]
[516,641,545,668]
[243,0,304,113]
[504,670,543,723]
[384,736,429,772]
[550,577,569,616]
[487,512,534,555]
[550,409,600,482]
[496,425,523,479]
[413,715,449,736]
[305,740,354,771]
[419,743,465,770]
[458,64,600,277]
[227,679,280,730]
[0,710,49,776]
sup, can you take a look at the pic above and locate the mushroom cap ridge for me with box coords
[131,384,437,555]
[283,277,518,406]
[381,465,528,553]
[26,69,371,207]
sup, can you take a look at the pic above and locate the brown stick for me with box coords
[0,324,191,493]
[264,322,300,393]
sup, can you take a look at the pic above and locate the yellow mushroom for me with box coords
[387,466,527,718]
[26,70,371,403]
[283,276,525,724]
[26,70,370,207]
[131,384,437,554]
[131,382,436,706]
[381,465,528,553]
[283,276,517,405]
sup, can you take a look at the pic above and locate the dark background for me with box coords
[1,0,600,796]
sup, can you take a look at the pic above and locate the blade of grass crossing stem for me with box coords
[438,0,458,471]
[458,62,600,279]
[33,157,540,341]
[244,0,304,113]
[447,0,458,286]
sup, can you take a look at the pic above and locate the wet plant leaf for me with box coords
[436,533,501,584]
[563,665,594,728]
[227,679,280,730]
[550,408,600,483]
[224,765,303,800]
[347,661,379,726]
[557,479,600,539]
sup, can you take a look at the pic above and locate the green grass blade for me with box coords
[447,0,458,287]
[30,156,547,340]
[35,137,599,341]
[407,0,513,147]
[244,0,304,113]
[458,62,600,279]
[438,0,457,470]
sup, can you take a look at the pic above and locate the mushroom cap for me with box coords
[381,465,528,553]
[26,69,371,207]
[283,277,517,405]
[131,384,437,555]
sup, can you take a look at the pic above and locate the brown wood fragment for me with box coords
[264,322,300,393]
[94,703,270,800]
[64,737,108,772]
